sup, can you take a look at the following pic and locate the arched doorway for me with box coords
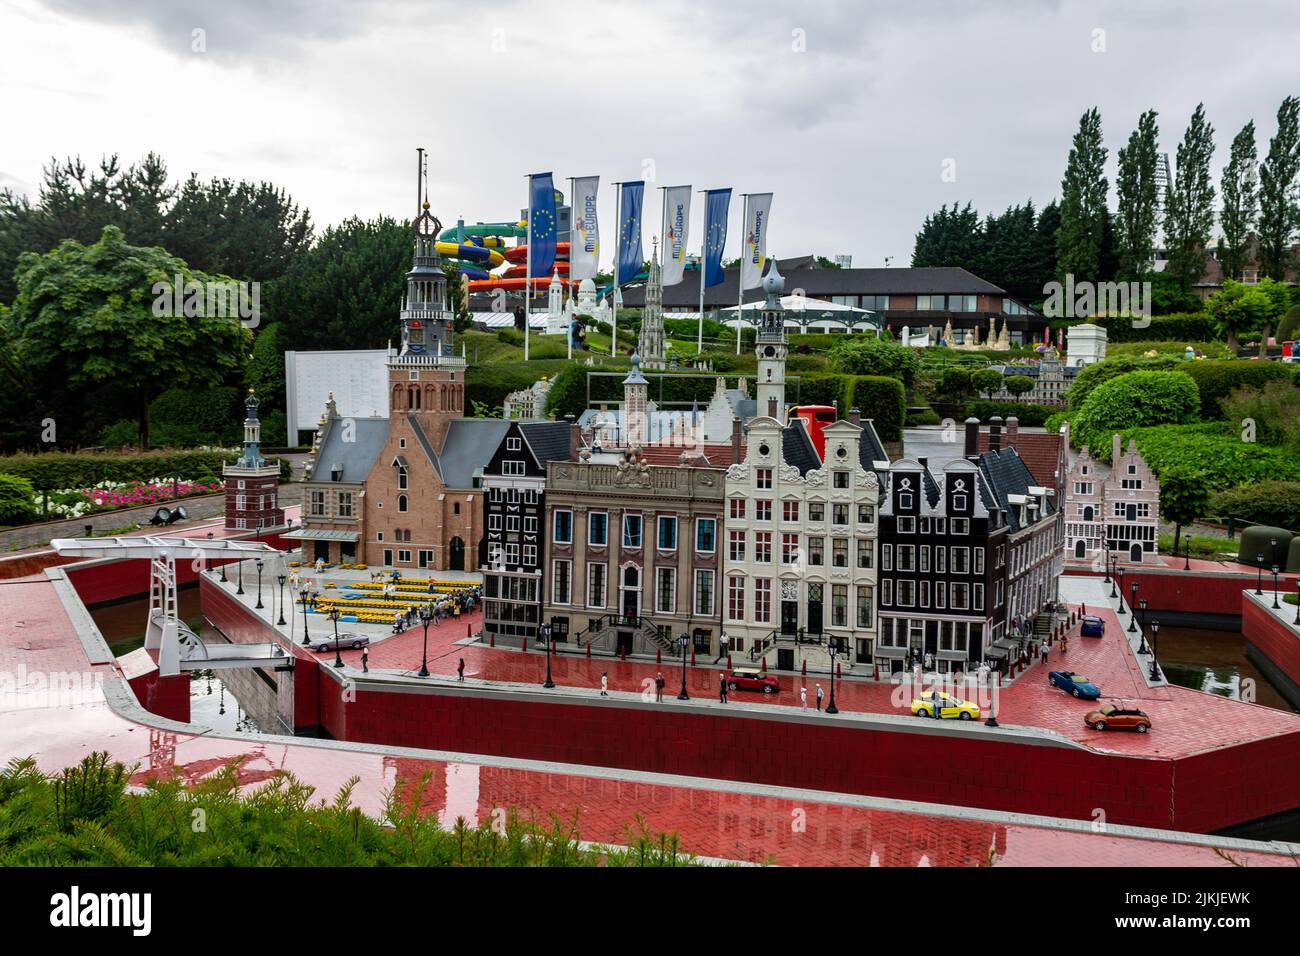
[1083,505,1094,522]
[1129,542,1142,563]
[1075,540,1086,559]
[449,537,465,571]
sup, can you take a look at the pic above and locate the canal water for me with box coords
[89,585,260,734]
[1155,625,1297,714]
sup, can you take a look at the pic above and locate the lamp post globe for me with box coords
[418,606,432,677]
[1271,565,1281,609]
[300,586,312,645]
[826,643,839,714]
[276,573,287,625]
[677,635,690,700]
[1148,621,1161,682]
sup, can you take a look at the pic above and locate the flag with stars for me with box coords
[528,172,557,277]
[703,188,731,289]
[617,181,645,286]
[741,192,773,291]
[661,185,691,286]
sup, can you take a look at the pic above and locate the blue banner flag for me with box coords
[528,172,557,277]
[617,181,645,286]
[703,188,731,288]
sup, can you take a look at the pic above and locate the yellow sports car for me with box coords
[910,690,980,720]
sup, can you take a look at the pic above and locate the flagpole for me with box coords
[524,174,532,362]
[567,176,575,362]
[697,189,707,354]
[612,181,621,358]
[736,193,748,356]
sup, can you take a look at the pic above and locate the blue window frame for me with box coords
[553,510,572,544]
[589,512,608,546]
[657,515,677,550]
[696,517,716,553]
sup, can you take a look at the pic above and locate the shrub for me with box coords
[1125,422,1300,487]
[0,473,36,524]
[1208,481,1300,532]
[971,368,1004,399]
[966,401,1055,427]
[938,366,973,400]
[1004,374,1035,399]
[1066,354,1183,411]
[1073,371,1200,455]
[1179,359,1293,419]
[0,450,288,490]
[793,373,853,409]
[1084,312,1219,342]
[827,337,919,386]
[906,408,942,427]
[1278,305,1300,342]
[850,376,906,443]
[1044,411,1071,436]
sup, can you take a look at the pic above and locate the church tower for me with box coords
[389,148,466,449]
[222,388,284,532]
[623,352,649,447]
[639,237,666,369]
[755,258,787,422]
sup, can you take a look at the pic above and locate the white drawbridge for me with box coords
[52,535,292,677]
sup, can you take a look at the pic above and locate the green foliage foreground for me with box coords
[0,753,700,867]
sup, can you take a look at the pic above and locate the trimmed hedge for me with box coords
[850,376,906,443]
[965,401,1056,427]
[1208,481,1300,533]
[1066,354,1183,411]
[1178,359,1294,419]
[1124,423,1300,488]
[1053,313,1219,343]
[0,450,289,490]
[1073,371,1200,456]
[0,473,37,524]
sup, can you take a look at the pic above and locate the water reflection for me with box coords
[1156,625,1297,713]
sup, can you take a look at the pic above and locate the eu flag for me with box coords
[704,188,731,289]
[529,172,557,277]
[617,181,645,286]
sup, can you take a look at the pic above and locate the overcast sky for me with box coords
[3,0,1299,271]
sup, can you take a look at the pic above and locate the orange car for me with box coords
[1084,703,1152,733]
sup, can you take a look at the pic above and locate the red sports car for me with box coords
[728,667,780,694]
[1084,703,1152,733]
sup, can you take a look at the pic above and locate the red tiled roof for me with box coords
[610,442,740,467]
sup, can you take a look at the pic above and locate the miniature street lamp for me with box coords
[277,573,287,625]
[418,605,432,677]
[1102,542,1111,584]
[300,585,312,645]
[677,634,690,700]
[540,622,555,689]
[1115,566,1126,617]
[205,532,214,574]
[236,555,245,595]
[1183,538,1191,572]
[328,607,344,668]
[1271,565,1282,609]
[1128,581,1139,633]
[255,558,265,610]
[1137,599,1149,654]
[1148,621,1161,682]
[1256,554,1266,595]
[826,642,839,714]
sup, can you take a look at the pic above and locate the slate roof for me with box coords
[313,417,388,483]
[440,419,511,488]
[518,421,573,466]
[977,447,1056,533]
[782,417,821,476]
[857,419,890,472]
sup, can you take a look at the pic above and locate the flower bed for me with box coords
[35,477,224,520]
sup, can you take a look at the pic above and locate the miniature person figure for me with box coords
[715,634,729,664]
[457,657,465,681]
[361,645,369,673]
[816,683,824,711]
[800,686,808,710]
[719,671,728,704]
[655,671,665,702]
[600,672,609,696]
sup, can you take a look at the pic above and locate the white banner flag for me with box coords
[740,192,773,290]
[570,176,600,281]
[661,185,691,286]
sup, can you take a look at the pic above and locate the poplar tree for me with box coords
[1056,108,1109,284]
[1164,103,1216,293]
[1217,121,1259,282]
[1257,96,1300,281]
[1115,110,1161,280]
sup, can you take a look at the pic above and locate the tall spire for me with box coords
[755,255,788,423]
[396,147,460,366]
[639,236,666,370]
[237,388,265,468]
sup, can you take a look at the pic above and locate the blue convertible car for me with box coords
[1080,615,1105,637]
[1048,671,1101,699]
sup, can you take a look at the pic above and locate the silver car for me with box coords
[313,633,371,653]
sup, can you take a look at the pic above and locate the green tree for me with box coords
[1160,467,1211,553]
[1072,370,1200,454]
[9,226,249,448]
[939,366,973,399]
[1257,96,1300,281]
[1032,200,1061,304]
[1164,103,1217,293]
[1057,108,1109,284]
[244,323,287,412]
[544,364,588,420]
[827,337,919,387]
[1004,375,1035,400]
[0,473,36,524]
[265,216,411,351]
[1207,279,1278,350]
[1218,121,1259,282]
[971,368,1004,400]
[911,202,982,269]
[1115,110,1161,280]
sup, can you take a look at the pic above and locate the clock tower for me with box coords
[754,257,787,422]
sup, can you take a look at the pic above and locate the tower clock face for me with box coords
[763,345,776,358]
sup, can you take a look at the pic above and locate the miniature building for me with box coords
[1066,323,1107,367]
[222,389,284,533]
[502,377,553,421]
[1062,426,1160,564]
[638,239,667,369]
[989,349,1077,406]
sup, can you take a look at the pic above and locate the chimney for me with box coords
[566,414,581,460]
[1006,415,1019,448]
[964,417,980,459]
[989,416,1003,451]
[731,416,742,464]
[848,407,862,427]
[917,456,928,469]
[1112,431,1122,465]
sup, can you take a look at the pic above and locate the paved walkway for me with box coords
[2,568,1296,866]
